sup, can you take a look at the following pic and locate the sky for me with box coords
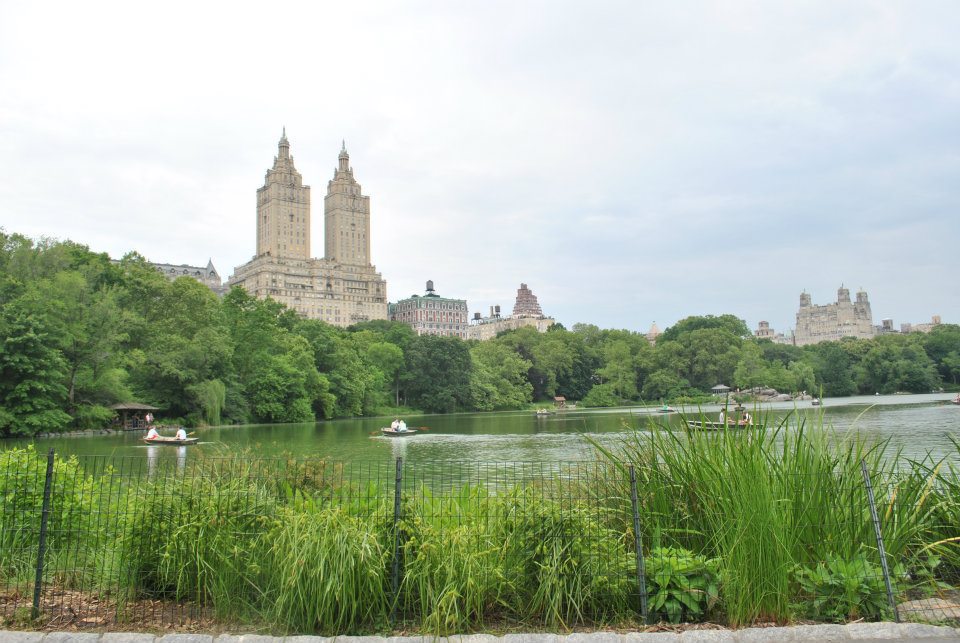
[1,1,958,335]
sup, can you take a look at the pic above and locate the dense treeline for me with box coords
[1,231,958,436]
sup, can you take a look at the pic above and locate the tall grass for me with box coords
[266,495,392,634]
[592,409,960,625]
[119,466,276,621]
[399,483,636,633]
[3,431,959,633]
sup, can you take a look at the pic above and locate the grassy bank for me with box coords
[1,415,959,634]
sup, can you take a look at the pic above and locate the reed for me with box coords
[119,469,276,621]
[591,409,960,625]
[266,498,392,634]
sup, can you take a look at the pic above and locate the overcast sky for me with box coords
[2,1,958,334]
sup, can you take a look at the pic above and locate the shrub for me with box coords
[0,446,95,581]
[646,546,719,623]
[792,554,893,622]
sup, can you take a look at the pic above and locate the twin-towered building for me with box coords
[225,133,555,339]
[227,132,388,326]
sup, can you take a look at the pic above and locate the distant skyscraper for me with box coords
[229,132,388,326]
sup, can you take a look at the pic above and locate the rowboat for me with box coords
[687,420,752,431]
[381,427,419,437]
[143,436,199,445]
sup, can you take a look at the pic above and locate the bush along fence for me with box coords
[1,424,960,635]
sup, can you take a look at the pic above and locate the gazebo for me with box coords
[109,403,159,431]
[711,384,731,395]
[553,396,567,409]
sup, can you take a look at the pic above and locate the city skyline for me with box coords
[2,1,957,333]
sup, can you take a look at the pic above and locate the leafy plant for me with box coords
[645,546,719,623]
[792,554,893,622]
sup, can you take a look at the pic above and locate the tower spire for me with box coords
[338,139,350,172]
[278,128,290,159]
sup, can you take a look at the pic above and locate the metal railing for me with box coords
[1,449,956,633]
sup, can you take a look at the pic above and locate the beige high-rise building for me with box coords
[228,132,388,326]
[793,286,874,346]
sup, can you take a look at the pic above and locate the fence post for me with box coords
[32,448,55,619]
[860,459,899,622]
[390,457,403,624]
[628,465,649,622]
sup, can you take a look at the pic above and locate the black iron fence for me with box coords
[0,448,957,633]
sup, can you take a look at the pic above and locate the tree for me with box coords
[366,341,405,406]
[808,342,856,397]
[595,340,638,403]
[640,370,689,401]
[403,335,472,413]
[0,302,72,436]
[658,314,751,343]
[470,341,533,410]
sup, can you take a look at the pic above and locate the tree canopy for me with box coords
[1,230,957,435]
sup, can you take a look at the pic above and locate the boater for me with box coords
[145,426,159,440]
[175,427,188,440]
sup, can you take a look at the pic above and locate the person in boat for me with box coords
[397,419,408,433]
[175,427,188,440]
[740,411,752,426]
[390,418,400,431]
[145,426,160,440]
[718,408,727,425]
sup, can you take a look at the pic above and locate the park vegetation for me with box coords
[2,230,959,436]
[1,417,959,633]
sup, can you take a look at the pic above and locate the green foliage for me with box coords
[646,546,720,623]
[400,486,506,634]
[658,314,751,342]
[0,446,96,579]
[0,301,72,436]
[403,335,472,413]
[499,487,635,628]
[121,470,276,618]
[268,503,391,634]
[589,412,946,625]
[1,230,957,430]
[792,555,892,622]
[188,378,226,426]
[470,341,533,410]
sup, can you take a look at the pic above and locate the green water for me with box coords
[7,393,959,466]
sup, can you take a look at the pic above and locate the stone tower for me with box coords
[229,134,388,326]
[324,141,371,265]
[256,129,311,260]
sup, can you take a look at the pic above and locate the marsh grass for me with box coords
[591,408,960,625]
[266,496,392,634]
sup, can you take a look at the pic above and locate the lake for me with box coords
[6,393,959,467]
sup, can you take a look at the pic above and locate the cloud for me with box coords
[1,0,958,334]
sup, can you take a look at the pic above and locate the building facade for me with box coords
[228,133,388,326]
[793,286,875,346]
[467,283,555,341]
[113,258,226,295]
[389,281,469,338]
[754,320,792,344]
